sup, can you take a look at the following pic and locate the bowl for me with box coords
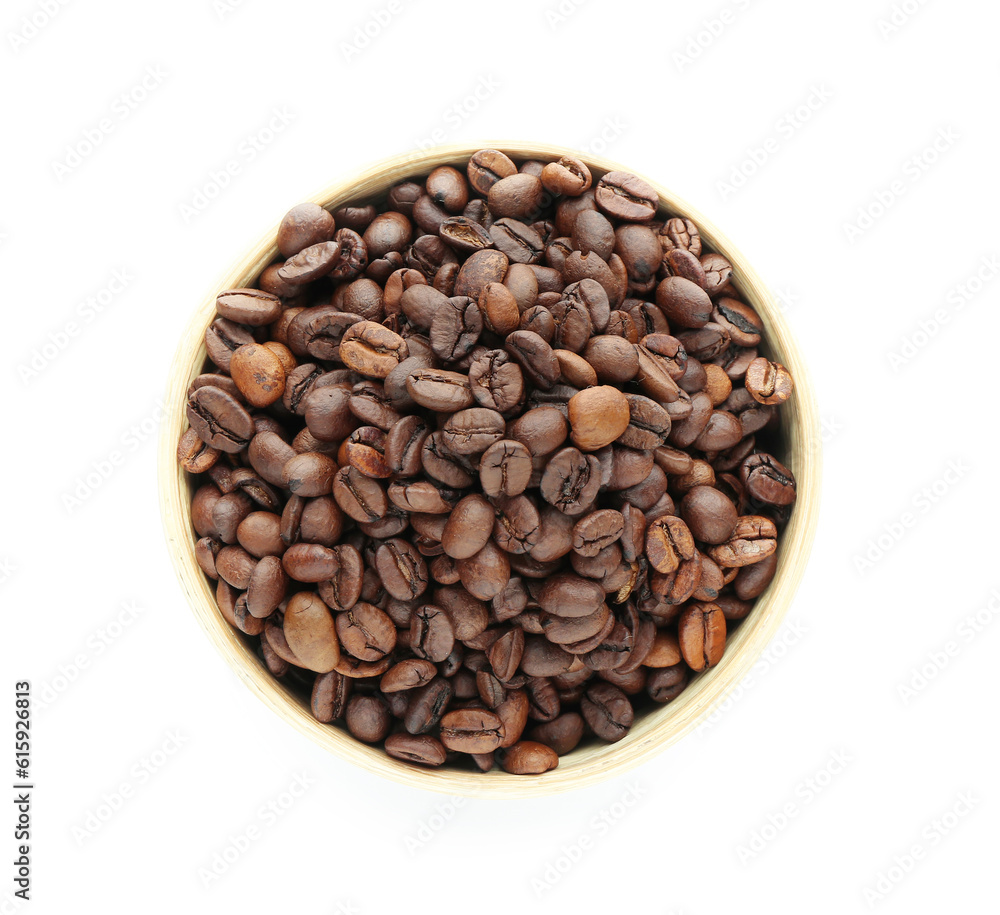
[159,142,821,797]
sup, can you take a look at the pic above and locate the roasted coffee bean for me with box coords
[442,407,505,455]
[468,349,525,413]
[381,659,438,693]
[647,665,689,703]
[595,171,657,223]
[282,592,340,673]
[581,681,634,741]
[745,357,794,405]
[278,240,342,284]
[282,543,338,582]
[335,601,396,661]
[454,249,509,300]
[282,452,337,497]
[375,538,429,601]
[572,510,624,558]
[504,330,560,390]
[539,447,601,516]
[567,386,630,451]
[217,288,283,326]
[678,602,726,671]
[656,276,713,328]
[441,494,494,559]
[734,551,778,599]
[345,694,391,743]
[430,295,483,361]
[339,321,408,378]
[311,670,351,721]
[492,494,541,555]
[681,485,739,544]
[528,713,584,755]
[645,515,696,574]
[700,253,733,295]
[177,427,220,474]
[385,733,447,766]
[479,439,532,497]
[500,741,559,774]
[277,203,336,258]
[186,386,254,453]
[457,540,511,600]
[541,156,592,196]
[333,466,388,522]
[410,605,456,662]
[439,708,504,753]
[404,678,454,734]
[708,515,778,567]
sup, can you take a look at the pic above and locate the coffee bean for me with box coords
[333,466,388,522]
[468,349,525,412]
[572,510,624,558]
[311,669,351,721]
[581,681,634,741]
[441,494,494,559]
[186,386,254,453]
[680,485,738,545]
[217,288,283,326]
[430,296,483,362]
[380,659,437,693]
[479,439,532,497]
[385,733,447,766]
[678,602,726,671]
[339,321,408,378]
[457,540,511,600]
[442,407,505,455]
[488,173,545,221]
[541,156,592,196]
[375,538,429,601]
[645,515,696,574]
[656,276,713,328]
[528,713,584,755]
[335,601,396,661]
[745,357,794,405]
[277,203,336,257]
[439,708,504,753]
[500,741,559,774]
[282,592,340,673]
[467,148,517,196]
[567,386,630,451]
[708,515,778,567]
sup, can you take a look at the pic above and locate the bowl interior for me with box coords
[159,142,821,797]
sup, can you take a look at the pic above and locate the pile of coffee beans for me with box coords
[179,149,796,775]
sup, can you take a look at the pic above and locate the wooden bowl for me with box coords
[159,142,821,798]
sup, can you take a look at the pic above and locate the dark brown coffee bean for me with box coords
[333,466,387,522]
[282,543,338,582]
[457,540,511,600]
[499,741,559,774]
[656,276,713,328]
[478,439,532,498]
[339,321,408,378]
[678,602,726,671]
[380,659,438,693]
[528,713,584,755]
[281,452,336,498]
[681,485,739,544]
[430,296,483,362]
[492,494,541,555]
[490,218,544,264]
[345,694,391,743]
[439,708,504,754]
[282,591,340,673]
[467,149,517,196]
[539,446,601,516]
[442,408,505,456]
[708,515,778,567]
[335,601,396,661]
[385,733,447,766]
[316,544,363,612]
[186,386,254,453]
[177,427,220,474]
[488,173,544,221]
[541,156,592,196]
[487,628,525,682]
[311,669,351,721]
[478,282,521,335]
[700,253,733,296]
[410,605,456,662]
[595,171,658,222]
[404,677,454,734]
[375,538,429,601]
[647,665,689,703]
[277,203,336,258]
[567,386,630,452]
[441,494,494,560]
[581,681,634,741]
[454,249,509,300]
[217,288,283,326]
[645,515,696,574]
[467,349,525,413]
[572,510,624,558]
[509,406,568,456]
[734,551,778,599]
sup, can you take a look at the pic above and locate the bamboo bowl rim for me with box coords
[158,141,822,798]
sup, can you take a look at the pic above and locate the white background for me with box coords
[2,0,996,912]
